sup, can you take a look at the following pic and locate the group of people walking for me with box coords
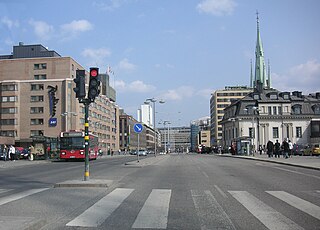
[0,144,17,161]
[266,139,293,158]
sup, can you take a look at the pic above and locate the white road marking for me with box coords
[132,189,171,229]
[202,171,209,178]
[229,191,303,230]
[0,188,49,206]
[214,185,228,198]
[267,191,320,220]
[192,190,236,230]
[0,189,12,194]
[66,188,134,227]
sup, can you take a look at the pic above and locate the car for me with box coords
[312,144,320,156]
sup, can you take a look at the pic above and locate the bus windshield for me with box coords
[60,137,84,150]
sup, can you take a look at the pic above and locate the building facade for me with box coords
[158,126,191,153]
[0,43,119,153]
[210,86,252,146]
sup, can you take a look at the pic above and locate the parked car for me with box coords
[312,144,320,156]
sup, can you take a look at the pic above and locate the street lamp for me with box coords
[159,120,170,153]
[145,98,165,157]
[61,112,77,131]
[244,106,259,155]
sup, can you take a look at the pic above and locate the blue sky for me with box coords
[1,0,320,126]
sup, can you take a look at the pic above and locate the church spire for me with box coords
[254,11,267,89]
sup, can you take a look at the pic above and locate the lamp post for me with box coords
[244,107,259,155]
[145,98,165,157]
[160,120,171,153]
[61,112,77,131]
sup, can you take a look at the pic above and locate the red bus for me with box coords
[59,131,99,160]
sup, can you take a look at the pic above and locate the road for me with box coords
[0,154,319,229]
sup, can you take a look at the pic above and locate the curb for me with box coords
[54,179,113,188]
[217,154,320,171]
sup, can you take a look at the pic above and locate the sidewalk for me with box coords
[217,153,320,170]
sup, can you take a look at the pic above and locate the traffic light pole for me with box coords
[84,99,90,181]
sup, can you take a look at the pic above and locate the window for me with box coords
[34,63,47,70]
[34,74,47,80]
[30,130,44,137]
[292,105,302,114]
[268,106,272,115]
[1,96,17,102]
[278,106,282,115]
[1,84,18,91]
[273,106,277,115]
[273,127,279,138]
[0,130,16,137]
[1,107,17,114]
[270,94,278,100]
[31,84,44,91]
[31,96,44,102]
[312,105,320,115]
[249,127,255,138]
[30,107,44,114]
[296,127,302,138]
[30,119,44,125]
[0,119,16,125]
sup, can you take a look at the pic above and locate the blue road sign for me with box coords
[133,123,143,133]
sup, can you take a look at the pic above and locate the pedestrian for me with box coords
[29,144,35,161]
[282,139,289,159]
[259,145,263,155]
[3,144,8,161]
[267,140,273,157]
[10,145,16,161]
[274,140,280,158]
[288,140,293,157]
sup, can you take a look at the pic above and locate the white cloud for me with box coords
[1,16,19,29]
[196,88,214,98]
[272,59,320,93]
[197,0,237,16]
[29,19,54,40]
[81,48,112,67]
[81,48,111,59]
[117,58,137,71]
[115,80,155,93]
[93,0,127,11]
[61,20,93,33]
[160,86,195,101]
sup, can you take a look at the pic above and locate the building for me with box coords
[0,43,119,154]
[190,117,210,152]
[210,86,252,146]
[221,90,320,154]
[158,126,191,153]
[220,14,320,154]
[137,104,153,128]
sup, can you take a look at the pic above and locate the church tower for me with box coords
[253,12,270,90]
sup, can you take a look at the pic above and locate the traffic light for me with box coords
[74,70,86,99]
[88,67,100,102]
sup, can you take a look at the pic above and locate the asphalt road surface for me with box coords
[0,153,319,229]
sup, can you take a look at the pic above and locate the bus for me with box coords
[59,131,99,160]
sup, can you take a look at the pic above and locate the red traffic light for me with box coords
[90,69,98,77]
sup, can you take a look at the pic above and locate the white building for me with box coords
[137,104,153,127]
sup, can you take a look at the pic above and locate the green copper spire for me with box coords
[254,11,267,89]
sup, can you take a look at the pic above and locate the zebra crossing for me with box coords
[0,187,319,229]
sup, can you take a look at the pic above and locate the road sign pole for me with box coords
[137,134,140,162]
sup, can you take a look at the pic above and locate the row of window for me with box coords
[1,96,44,102]
[0,107,44,114]
[0,130,43,137]
[0,119,44,125]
